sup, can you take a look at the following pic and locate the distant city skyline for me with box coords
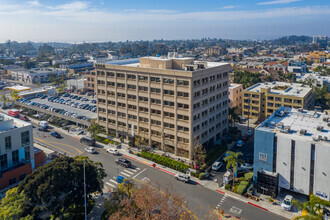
[0,0,329,43]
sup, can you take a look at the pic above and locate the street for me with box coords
[32,124,284,220]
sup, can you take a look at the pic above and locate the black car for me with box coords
[115,158,131,168]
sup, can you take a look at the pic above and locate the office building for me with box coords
[95,57,231,159]
[242,82,314,121]
[0,113,37,190]
[287,61,307,74]
[11,68,66,84]
[228,83,243,114]
[253,107,330,201]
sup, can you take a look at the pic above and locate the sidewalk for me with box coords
[88,194,104,220]
[26,117,297,220]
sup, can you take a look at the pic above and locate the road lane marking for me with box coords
[136,167,141,170]
[122,170,134,175]
[120,172,130,177]
[109,179,117,184]
[129,169,138,172]
[229,206,242,216]
[133,168,146,179]
[106,182,116,188]
[34,139,74,156]
[39,139,83,154]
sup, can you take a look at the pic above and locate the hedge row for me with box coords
[140,151,189,173]
[95,135,119,146]
[237,181,250,195]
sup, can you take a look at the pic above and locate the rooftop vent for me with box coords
[300,129,307,135]
[324,136,328,142]
[313,136,320,142]
[298,108,303,113]
[323,117,328,122]
[318,135,323,140]
[328,123,330,127]
[317,126,324,131]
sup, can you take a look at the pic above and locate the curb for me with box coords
[215,189,269,212]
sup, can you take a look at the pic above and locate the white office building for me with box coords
[254,107,330,201]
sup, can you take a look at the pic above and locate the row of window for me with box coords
[193,96,228,110]
[193,72,228,87]
[4,131,30,152]
[0,146,30,170]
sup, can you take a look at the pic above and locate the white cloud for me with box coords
[26,0,42,7]
[222,5,237,9]
[258,0,301,5]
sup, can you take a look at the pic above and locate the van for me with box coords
[8,109,20,118]
[80,136,96,146]
[38,121,49,128]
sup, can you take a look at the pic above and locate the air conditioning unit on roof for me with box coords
[300,129,307,135]
[317,126,324,131]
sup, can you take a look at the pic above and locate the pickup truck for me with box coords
[115,158,131,168]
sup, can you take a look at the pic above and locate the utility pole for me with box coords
[83,160,87,220]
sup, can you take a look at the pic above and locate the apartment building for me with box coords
[0,113,35,189]
[95,57,231,159]
[228,83,243,114]
[86,70,96,92]
[254,107,330,201]
[242,82,314,121]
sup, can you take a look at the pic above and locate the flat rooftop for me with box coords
[245,82,312,98]
[257,107,330,144]
[102,57,229,71]
[12,69,66,74]
[6,85,31,92]
[229,83,242,89]
[0,113,32,132]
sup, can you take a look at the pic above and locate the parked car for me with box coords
[237,140,244,147]
[19,115,29,121]
[50,131,61,138]
[241,135,248,142]
[212,161,223,171]
[246,130,253,136]
[38,121,49,128]
[175,173,190,183]
[38,126,48,132]
[115,158,131,168]
[107,148,120,156]
[245,153,254,164]
[240,163,253,170]
[85,147,95,154]
[281,195,293,211]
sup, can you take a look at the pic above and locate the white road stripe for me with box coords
[129,169,138,172]
[109,179,117,184]
[113,176,116,179]
[133,168,147,179]
[120,172,130,177]
[122,170,134,175]
[106,182,116,188]
[136,167,141,170]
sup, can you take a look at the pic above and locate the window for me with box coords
[139,76,148,81]
[177,92,189,97]
[194,80,200,86]
[5,136,11,151]
[12,150,19,165]
[127,74,136,80]
[21,131,30,146]
[0,154,8,169]
[151,120,161,125]
[164,112,175,117]
[194,91,200,97]
[151,77,161,82]
[178,103,189,109]
[9,177,16,185]
[139,96,148,102]
[177,80,189,86]
[19,174,27,181]
[127,84,136,90]
[178,114,189,120]
[151,99,161,104]
[116,73,125,78]
[163,78,174,84]
[164,123,174,128]
[164,90,174,96]
[151,88,161,93]
[139,86,148,91]
[164,101,174,106]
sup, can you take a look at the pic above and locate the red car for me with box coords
[241,135,248,142]
[19,116,29,121]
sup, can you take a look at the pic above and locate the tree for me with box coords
[224,151,245,190]
[10,91,19,101]
[192,141,206,169]
[228,107,239,127]
[17,156,106,219]
[88,123,104,137]
[0,94,9,107]
[0,188,33,220]
[107,185,192,220]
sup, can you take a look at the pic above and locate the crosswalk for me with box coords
[104,167,141,189]
[216,195,227,209]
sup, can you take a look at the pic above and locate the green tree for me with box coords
[232,71,262,89]
[0,188,33,220]
[88,123,104,137]
[10,91,19,101]
[17,156,106,219]
[0,94,9,107]
[192,142,206,168]
[224,151,245,190]
[314,85,330,109]
[228,107,239,127]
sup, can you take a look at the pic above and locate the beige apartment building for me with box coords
[229,83,243,114]
[242,82,315,121]
[95,57,231,159]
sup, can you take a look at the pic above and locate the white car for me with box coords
[212,161,223,170]
[237,140,244,147]
[85,147,95,154]
[107,148,120,156]
[246,130,253,136]
[241,163,253,170]
[175,173,190,183]
[281,195,293,211]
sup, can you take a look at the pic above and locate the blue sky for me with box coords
[0,0,329,42]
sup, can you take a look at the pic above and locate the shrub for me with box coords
[237,181,250,195]
[199,172,206,180]
[225,184,230,190]
[244,172,253,182]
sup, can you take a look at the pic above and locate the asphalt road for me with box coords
[32,123,285,220]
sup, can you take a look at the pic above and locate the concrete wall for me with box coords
[253,129,275,180]
[276,136,291,190]
[293,140,311,195]
[314,143,330,201]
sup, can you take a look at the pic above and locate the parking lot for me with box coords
[15,93,97,126]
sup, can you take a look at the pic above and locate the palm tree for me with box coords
[10,91,19,101]
[228,107,239,127]
[224,151,245,190]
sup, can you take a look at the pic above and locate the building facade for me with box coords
[253,107,330,201]
[86,70,96,92]
[0,113,35,190]
[228,83,243,114]
[95,57,231,159]
[242,82,314,121]
[11,69,66,84]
